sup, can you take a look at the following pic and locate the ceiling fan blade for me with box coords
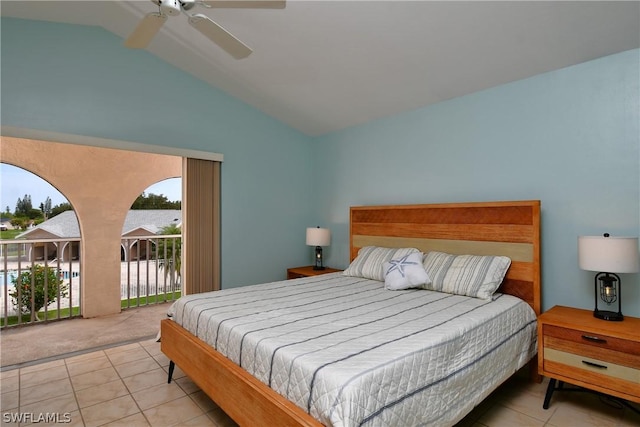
[203,1,285,9]
[188,14,253,59]
[124,12,168,48]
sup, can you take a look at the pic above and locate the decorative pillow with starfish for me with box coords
[383,252,431,290]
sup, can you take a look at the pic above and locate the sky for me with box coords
[0,163,181,213]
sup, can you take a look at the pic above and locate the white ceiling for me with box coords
[2,1,639,136]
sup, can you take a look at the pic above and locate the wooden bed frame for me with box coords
[161,200,541,426]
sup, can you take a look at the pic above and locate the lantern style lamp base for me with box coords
[313,246,325,270]
[593,309,623,321]
[593,272,623,322]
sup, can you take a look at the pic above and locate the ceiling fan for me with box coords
[124,0,285,59]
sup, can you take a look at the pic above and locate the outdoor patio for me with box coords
[1,303,170,369]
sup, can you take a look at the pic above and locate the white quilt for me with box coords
[169,273,537,427]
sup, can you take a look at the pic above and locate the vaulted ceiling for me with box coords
[3,1,639,136]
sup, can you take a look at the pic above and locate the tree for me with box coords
[50,202,73,219]
[10,265,69,321]
[157,224,182,289]
[40,197,52,219]
[15,194,33,217]
[10,217,29,230]
[131,192,181,210]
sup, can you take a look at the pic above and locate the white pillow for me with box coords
[343,246,420,282]
[383,252,431,290]
[422,251,511,300]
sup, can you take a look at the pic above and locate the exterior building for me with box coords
[16,210,181,262]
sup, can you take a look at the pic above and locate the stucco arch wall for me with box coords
[1,136,182,317]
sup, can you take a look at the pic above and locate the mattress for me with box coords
[169,273,537,427]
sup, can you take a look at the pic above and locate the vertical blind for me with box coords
[182,158,221,294]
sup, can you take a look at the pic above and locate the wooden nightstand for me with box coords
[538,305,640,410]
[287,266,342,280]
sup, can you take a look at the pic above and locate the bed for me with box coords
[161,200,541,426]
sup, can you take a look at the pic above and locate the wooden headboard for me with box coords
[350,200,541,315]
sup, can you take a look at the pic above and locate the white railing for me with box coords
[1,238,82,328]
[1,234,182,328]
[120,234,182,309]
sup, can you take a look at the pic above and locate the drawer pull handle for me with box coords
[582,360,607,370]
[581,335,607,344]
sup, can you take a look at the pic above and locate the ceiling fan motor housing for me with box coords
[180,0,197,11]
[157,0,181,16]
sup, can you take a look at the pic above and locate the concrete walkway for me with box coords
[0,303,171,369]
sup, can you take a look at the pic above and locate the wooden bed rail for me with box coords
[161,319,322,427]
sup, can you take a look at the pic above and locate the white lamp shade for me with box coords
[578,236,640,273]
[306,227,331,246]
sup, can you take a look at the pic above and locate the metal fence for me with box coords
[120,234,182,309]
[1,238,81,328]
[1,234,182,329]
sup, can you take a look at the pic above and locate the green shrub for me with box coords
[10,265,69,321]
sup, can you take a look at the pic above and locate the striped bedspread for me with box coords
[169,273,537,426]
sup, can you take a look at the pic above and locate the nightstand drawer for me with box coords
[544,348,640,384]
[544,324,639,354]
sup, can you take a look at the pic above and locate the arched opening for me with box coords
[0,163,80,325]
[121,177,182,308]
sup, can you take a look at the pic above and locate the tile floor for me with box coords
[1,339,638,426]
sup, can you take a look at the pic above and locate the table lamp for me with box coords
[578,233,639,321]
[306,227,331,270]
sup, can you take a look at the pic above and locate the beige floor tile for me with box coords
[478,403,545,427]
[181,413,216,426]
[20,367,69,389]
[140,339,162,356]
[163,364,186,380]
[455,395,497,427]
[175,376,201,395]
[107,347,151,366]
[143,395,204,427]
[547,403,622,427]
[20,377,73,406]
[0,374,19,393]
[189,390,220,413]
[498,382,556,423]
[65,410,84,427]
[66,354,112,377]
[548,391,624,426]
[152,352,171,367]
[0,368,19,379]
[122,367,168,393]
[64,350,107,364]
[80,394,140,427]
[206,407,239,427]
[105,343,143,356]
[114,356,161,378]
[19,359,65,375]
[132,382,186,410]
[103,412,151,427]
[70,366,120,391]
[19,392,78,416]
[1,390,19,411]
[75,379,129,408]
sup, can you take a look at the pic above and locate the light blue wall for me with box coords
[3,18,639,316]
[1,18,315,287]
[314,49,640,316]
